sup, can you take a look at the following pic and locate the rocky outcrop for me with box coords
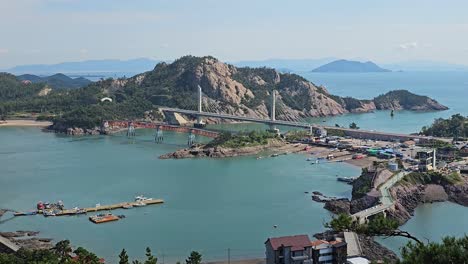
[445,182,468,206]
[388,177,468,224]
[160,140,305,159]
[1,231,52,251]
[350,195,380,214]
[358,235,399,263]
[324,199,351,215]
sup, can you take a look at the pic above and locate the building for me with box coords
[265,235,347,264]
[416,149,436,171]
[265,235,313,264]
[310,240,347,264]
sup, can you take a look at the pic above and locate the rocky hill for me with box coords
[0,56,448,129]
[110,56,446,121]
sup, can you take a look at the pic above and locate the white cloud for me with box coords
[79,48,88,55]
[398,42,418,50]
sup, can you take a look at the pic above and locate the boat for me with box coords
[135,195,153,202]
[89,213,119,224]
[122,204,133,209]
[133,201,147,207]
[43,210,56,217]
[14,211,37,216]
[337,177,356,184]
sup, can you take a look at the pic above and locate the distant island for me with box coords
[6,58,159,75]
[0,56,447,133]
[17,73,91,90]
[312,59,391,73]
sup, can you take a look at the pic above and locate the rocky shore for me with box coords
[46,123,103,135]
[0,231,53,250]
[160,140,307,159]
[388,177,468,224]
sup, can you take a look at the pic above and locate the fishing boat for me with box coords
[135,195,153,202]
[337,177,356,184]
[14,211,37,216]
[89,213,119,224]
[133,201,147,207]
[43,210,56,217]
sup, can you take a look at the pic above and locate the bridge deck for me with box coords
[160,108,439,142]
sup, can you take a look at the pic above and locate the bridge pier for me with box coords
[268,90,280,134]
[155,126,164,143]
[127,122,136,137]
[188,129,196,146]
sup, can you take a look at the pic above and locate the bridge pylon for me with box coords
[194,85,206,128]
[268,90,279,134]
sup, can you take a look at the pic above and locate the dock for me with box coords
[37,199,164,216]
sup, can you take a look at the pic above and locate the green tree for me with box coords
[186,251,202,264]
[119,249,130,264]
[73,247,100,264]
[52,240,72,263]
[144,247,157,264]
[400,235,468,264]
[325,213,422,244]
[349,122,360,129]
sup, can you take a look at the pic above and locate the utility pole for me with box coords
[228,248,230,264]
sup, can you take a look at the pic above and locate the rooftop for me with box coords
[266,234,311,251]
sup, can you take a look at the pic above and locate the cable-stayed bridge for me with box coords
[159,86,439,143]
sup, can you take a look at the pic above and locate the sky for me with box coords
[1,0,468,68]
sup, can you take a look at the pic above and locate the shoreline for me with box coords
[0,119,52,127]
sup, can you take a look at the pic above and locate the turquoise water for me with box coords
[300,71,468,133]
[0,127,357,262]
[377,202,468,255]
[1,71,467,262]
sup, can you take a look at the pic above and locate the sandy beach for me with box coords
[0,120,52,127]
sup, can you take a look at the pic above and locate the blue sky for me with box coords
[1,0,468,68]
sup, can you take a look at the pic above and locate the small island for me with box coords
[312,59,391,73]
[160,131,307,159]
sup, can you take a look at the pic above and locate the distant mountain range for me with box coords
[311,59,391,73]
[6,58,160,76]
[4,57,468,77]
[17,73,92,90]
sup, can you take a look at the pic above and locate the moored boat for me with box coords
[337,177,356,183]
[133,201,147,207]
[89,213,119,224]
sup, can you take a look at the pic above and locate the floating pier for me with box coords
[54,199,164,216]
